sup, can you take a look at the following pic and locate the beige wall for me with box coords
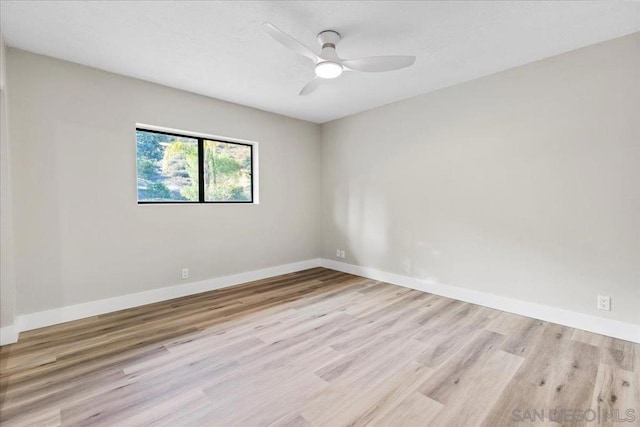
[1,31,17,328]
[7,49,321,316]
[322,33,640,324]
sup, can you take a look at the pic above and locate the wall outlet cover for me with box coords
[597,295,610,311]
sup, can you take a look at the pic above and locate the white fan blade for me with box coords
[342,56,416,72]
[299,77,323,96]
[263,23,318,62]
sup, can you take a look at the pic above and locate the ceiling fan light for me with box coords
[315,61,343,79]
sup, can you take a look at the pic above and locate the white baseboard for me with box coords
[0,324,19,346]
[321,259,640,344]
[1,258,321,346]
[4,258,637,346]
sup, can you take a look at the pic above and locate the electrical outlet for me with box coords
[182,268,189,280]
[336,249,341,257]
[340,250,346,259]
[597,295,610,311]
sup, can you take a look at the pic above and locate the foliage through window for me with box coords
[136,128,253,203]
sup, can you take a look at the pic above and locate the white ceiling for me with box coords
[1,1,639,123]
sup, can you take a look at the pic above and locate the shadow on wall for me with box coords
[15,128,65,314]
[325,134,634,317]
[329,177,613,312]
[329,176,443,284]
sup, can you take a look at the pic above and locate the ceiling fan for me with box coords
[263,23,416,96]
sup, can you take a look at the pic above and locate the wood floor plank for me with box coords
[372,391,443,427]
[417,329,507,403]
[427,349,523,426]
[588,363,639,426]
[0,407,61,427]
[481,324,602,426]
[414,315,491,369]
[269,413,311,427]
[348,361,435,426]
[204,368,328,426]
[1,267,638,426]
[301,354,430,426]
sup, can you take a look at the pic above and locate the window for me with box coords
[136,128,254,203]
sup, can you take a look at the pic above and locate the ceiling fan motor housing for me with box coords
[317,30,341,62]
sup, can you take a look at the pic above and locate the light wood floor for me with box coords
[1,268,638,426]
